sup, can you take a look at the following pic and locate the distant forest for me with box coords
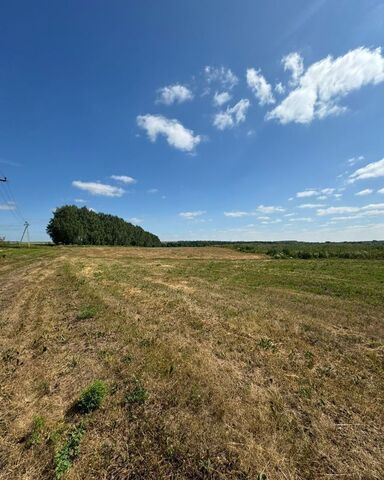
[163,240,384,259]
[47,205,161,246]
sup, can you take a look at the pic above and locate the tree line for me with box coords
[47,205,161,246]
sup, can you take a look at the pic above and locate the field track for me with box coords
[0,246,383,479]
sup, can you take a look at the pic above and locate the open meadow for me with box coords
[0,246,383,480]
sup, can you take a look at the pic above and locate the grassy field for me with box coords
[0,246,383,479]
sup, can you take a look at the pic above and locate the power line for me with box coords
[4,180,26,222]
[0,173,28,240]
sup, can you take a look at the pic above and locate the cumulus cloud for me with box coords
[179,210,206,219]
[137,114,201,152]
[298,203,326,208]
[213,91,232,107]
[347,155,364,165]
[289,217,313,222]
[256,205,285,213]
[156,84,193,105]
[282,52,304,86]
[72,181,125,197]
[378,188,384,194]
[296,190,317,198]
[213,99,250,130]
[267,47,384,124]
[223,205,284,217]
[205,66,238,89]
[296,188,336,198]
[317,203,384,216]
[128,217,143,224]
[110,175,137,184]
[246,68,275,105]
[275,82,285,94]
[349,158,384,182]
[262,218,282,224]
[224,211,248,217]
[355,189,373,196]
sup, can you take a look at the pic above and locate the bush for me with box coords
[76,380,107,413]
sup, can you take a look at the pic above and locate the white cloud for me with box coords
[317,203,384,216]
[355,189,373,196]
[246,68,275,105]
[275,82,285,94]
[205,66,238,89]
[256,205,285,213]
[282,52,304,86]
[110,175,137,184]
[147,188,159,194]
[298,203,326,208]
[262,218,282,224]
[213,99,250,130]
[179,210,206,219]
[318,206,360,216]
[321,188,335,195]
[128,217,143,224]
[349,158,384,182]
[296,188,336,198]
[156,84,193,105]
[223,206,284,217]
[0,201,16,211]
[347,155,364,165]
[137,114,201,152]
[296,190,318,198]
[72,181,125,197]
[224,211,248,217]
[213,91,232,107]
[289,217,313,222]
[74,198,85,203]
[378,188,384,194]
[267,47,384,124]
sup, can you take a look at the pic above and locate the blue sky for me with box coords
[1,0,384,242]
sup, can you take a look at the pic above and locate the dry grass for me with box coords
[0,246,383,479]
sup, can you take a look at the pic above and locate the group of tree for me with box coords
[47,205,161,246]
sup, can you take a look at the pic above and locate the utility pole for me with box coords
[20,221,30,247]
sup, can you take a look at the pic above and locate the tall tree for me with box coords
[47,206,161,246]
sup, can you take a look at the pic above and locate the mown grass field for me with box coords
[0,246,383,479]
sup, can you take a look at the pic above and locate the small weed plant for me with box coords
[54,425,84,479]
[27,415,46,447]
[125,378,148,405]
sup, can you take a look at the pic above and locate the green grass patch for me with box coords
[76,305,98,320]
[171,258,384,305]
[125,379,148,405]
[26,415,46,447]
[54,424,84,479]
